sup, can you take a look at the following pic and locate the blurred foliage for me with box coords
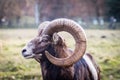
[0,0,35,27]
[106,0,120,21]
[0,0,21,26]
[0,0,120,29]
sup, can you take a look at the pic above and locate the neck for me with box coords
[54,42,71,58]
[39,45,74,80]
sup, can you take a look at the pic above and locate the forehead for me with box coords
[29,37,39,43]
[30,35,51,42]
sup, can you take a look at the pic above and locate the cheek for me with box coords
[41,42,47,47]
[37,42,47,48]
[34,43,50,53]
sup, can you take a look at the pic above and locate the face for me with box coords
[21,35,51,59]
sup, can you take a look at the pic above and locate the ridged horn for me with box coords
[38,21,50,36]
[43,18,86,67]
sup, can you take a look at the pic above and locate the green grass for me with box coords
[0,29,120,80]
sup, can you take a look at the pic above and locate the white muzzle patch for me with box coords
[22,42,35,59]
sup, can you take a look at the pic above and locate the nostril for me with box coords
[22,49,26,53]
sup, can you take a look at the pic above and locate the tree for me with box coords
[0,0,6,25]
[106,0,120,21]
[0,0,21,26]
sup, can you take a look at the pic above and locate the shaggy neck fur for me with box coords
[40,45,74,80]
[38,44,98,80]
[54,40,70,58]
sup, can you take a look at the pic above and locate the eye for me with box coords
[42,39,48,42]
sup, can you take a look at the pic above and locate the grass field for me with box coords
[0,29,120,80]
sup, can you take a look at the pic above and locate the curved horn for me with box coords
[43,18,86,67]
[38,21,50,36]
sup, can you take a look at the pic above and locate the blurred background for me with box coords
[0,0,120,29]
[0,0,120,80]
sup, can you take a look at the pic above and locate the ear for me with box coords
[52,33,61,45]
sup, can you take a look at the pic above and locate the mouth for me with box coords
[22,52,43,59]
[22,53,35,59]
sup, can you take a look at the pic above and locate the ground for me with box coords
[0,29,120,80]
